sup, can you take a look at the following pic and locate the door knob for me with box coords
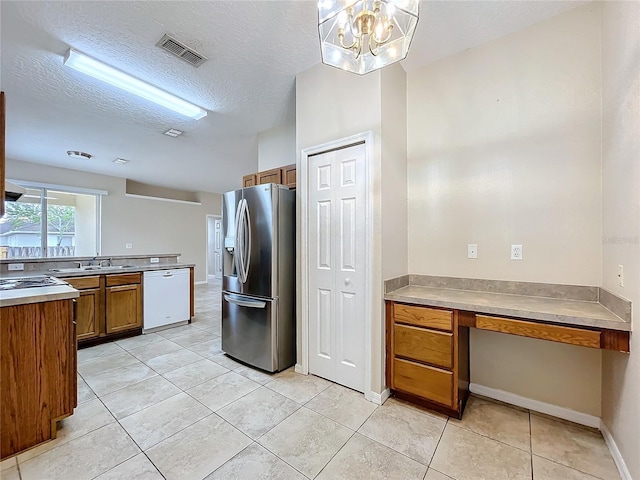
[345,278,350,285]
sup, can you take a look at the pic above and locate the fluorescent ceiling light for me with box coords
[64,49,207,120]
[113,158,130,164]
[164,128,183,137]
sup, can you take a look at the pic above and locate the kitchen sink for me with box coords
[49,265,134,273]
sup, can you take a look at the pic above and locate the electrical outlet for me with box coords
[150,257,159,263]
[467,244,478,259]
[511,245,523,260]
[125,243,133,249]
[618,265,624,287]
[8,263,24,271]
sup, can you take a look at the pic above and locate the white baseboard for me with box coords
[194,280,207,285]
[469,383,601,429]
[294,363,306,374]
[366,388,390,405]
[601,421,632,480]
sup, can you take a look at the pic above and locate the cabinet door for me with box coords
[280,164,296,188]
[75,288,101,341]
[257,168,282,185]
[105,284,142,334]
[243,174,256,187]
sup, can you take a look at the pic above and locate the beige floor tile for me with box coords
[186,337,223,358]
[162,359,229,390]
[209,353,244,370]
[0,465,20,480]
[385,396,448,421]
[424,469,454,480]
[146,415,252,480]
[216,387,300,439]
[265,370,332,404]
[187,371,260,411]
[83,363,158,397]
[0,457,16,471]
[94,453,163,480]
[533,455,601,480]
[77,375,97,404]
[358,399,445,465]
[101,375,182,419]
[205,443,306,480]
[530,414,620,480]
[19,423,139,480]
[18,398,115,463]
[156,324,199,340]
[431,423,532,480]
[144,348,203,374]
[115,333,165,351]
[120,392,212,450]
[171,330,218,348]
[233,365,276,385]
[306,384,378,430]
[78,350,140,377]
[77,342,123,364]
[449,396,531,451]
[258,407,353,478]
[128,339,182,362]
[317,433,427,480]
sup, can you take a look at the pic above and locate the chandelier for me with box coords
[318,0,419,75]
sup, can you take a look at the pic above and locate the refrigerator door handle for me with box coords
[243,200,252,282]
[223,293,267,309]
[234,200,244,282]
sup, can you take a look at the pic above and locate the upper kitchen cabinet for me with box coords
[242,164,296,189]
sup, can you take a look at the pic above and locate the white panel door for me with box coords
[308,143,366,392]
[214,219,223,280]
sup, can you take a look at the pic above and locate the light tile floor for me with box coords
[1,281,621,480]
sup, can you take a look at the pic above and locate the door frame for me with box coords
[299,131,378,403]
[205,214,222,282]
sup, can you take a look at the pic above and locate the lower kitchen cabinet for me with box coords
[67,276,102,341]
[106,283,142,334]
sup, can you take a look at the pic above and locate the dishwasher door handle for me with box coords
[223,293,266,309]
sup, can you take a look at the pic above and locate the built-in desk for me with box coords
[384,276,632,418]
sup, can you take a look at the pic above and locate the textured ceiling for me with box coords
[0,1,586,193]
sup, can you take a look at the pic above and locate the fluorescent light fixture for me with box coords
[64,48,207,120]
[164,128,183,137]
[113,158,130,164]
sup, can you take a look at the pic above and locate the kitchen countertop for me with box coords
[0,284,79,307]
[385,284,631,332]
[0,263,195,279]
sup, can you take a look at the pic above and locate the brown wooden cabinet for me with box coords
[280,164,296,188]
[69,272,142,345]
[256,168,282,185]
[386,301,469,418]
[243,174,257,187]
[1,298,76,459]
[66,276,102,341]
[242,164,296,189]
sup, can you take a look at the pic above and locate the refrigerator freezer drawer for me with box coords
[222,292,278,372]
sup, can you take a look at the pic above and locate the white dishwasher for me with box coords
[143,269,190,332]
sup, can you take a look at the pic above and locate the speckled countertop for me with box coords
[385,285,631,332]
[0,264,194,307]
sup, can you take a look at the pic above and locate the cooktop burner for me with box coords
[0,276,69,291]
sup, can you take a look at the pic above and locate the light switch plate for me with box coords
[467,244,478,259]
[150,257,159,263]
[8,263,24,271]
[125,243,133,249]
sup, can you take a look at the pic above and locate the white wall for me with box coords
[258,122,296,171]
[6,158,222,283]
[600,1,640,478]
[407,4,603,416]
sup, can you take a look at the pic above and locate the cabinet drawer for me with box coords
[65,276,100,290]
[394,324,453,369]
[394,304,452,332]
[476,315,601,349]
[106,272,141,287]
[393,358,453,407]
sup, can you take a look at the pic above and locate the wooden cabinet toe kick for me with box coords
[471,314,629,352]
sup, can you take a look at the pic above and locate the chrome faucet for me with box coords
[75,261,83,269]
[100,258,113,267]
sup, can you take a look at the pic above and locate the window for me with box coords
[0,182,103,259]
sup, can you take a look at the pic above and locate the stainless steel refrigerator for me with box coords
[221,183,295,372]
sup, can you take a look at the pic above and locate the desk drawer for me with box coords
[394,304,452,331]
[65,276,100,290]
[394,324,453,369]
[476,315,601,349]
[393,358,453,407]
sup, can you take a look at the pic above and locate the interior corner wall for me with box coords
[406,4,603,416]
[257,122,296,172]
[600,1,640,478]
[295,63,386,394]
[6,159,222,283]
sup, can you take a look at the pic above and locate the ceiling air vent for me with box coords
[156,34,208,68]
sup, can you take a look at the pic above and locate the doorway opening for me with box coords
[206,214,222,283]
